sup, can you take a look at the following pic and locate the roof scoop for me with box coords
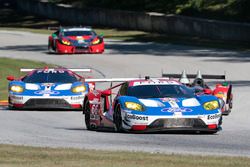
[193,70,205,87]
[179,70,190,84]
[195,70,203,79]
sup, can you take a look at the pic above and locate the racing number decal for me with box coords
[90,104,100,120]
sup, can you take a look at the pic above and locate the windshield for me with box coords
[63,31,95,36]
[22,70,78,83]
[127,85,194,98]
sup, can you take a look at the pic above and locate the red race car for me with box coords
[48,27,104,54]
[162,70,233,116]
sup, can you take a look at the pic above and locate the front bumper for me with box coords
[56,42,104,54]
[9,94,84,110]
[122,113,221,133]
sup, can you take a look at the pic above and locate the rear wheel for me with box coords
[113,104,123,132]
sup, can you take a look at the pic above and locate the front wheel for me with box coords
[113,104,123,132]
[84,100,92,130]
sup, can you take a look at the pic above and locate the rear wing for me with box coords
[162,73,226,80]
[85,77,169,90]
[85,78,140,82]
[85,77,170,83]
[20,68,92,73]
[48,26,92,31]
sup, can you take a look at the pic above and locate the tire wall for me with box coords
[14,0,250,42]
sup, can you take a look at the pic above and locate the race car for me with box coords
[162,70,233,115]
[83,77,223,133]
[7,67,95,110]
[48,27,104,54]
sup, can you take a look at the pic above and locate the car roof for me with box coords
[62,27,92,32]
[128,79,181,87]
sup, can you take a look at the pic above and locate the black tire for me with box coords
[8,97,15,110]
[219,116,223,125]
[84,100,92,130]
[113,104,123,132]
[202,131,218,134]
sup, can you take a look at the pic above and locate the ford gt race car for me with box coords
[162,70,233,115]
[48,27,104,54]
[7,67,95,110]
[83,77,222,133]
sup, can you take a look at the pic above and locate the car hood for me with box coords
[9,81,88,96]
[119,96,220,116]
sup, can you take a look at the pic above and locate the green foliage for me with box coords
[75,0,250,22]
[174,0,250,22]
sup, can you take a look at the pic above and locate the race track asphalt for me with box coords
[0,30,250,157]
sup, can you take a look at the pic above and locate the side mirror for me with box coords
[7,75,15,81]
[101,89,111,96]
[99,33,104,38]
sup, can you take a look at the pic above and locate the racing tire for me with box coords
[48,40,53,53]
[8,97,16,110]
[202,131,218,134]
[113,104,124,132]
[55,46,58,54]
[84,100,93,130]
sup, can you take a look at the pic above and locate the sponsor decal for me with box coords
[34,90,60,95]
[133,80,178,86]
[37,70,65,73]
[207,114,221,120]
[161,107,193,113]
[10,95,23,100]
[126,114,148,121]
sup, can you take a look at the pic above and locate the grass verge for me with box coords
[0,144,250,167]
[0,58,55,100]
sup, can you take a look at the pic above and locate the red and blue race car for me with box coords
[48,27,104,54]
[83,77,223,133]
[7,67,95,110]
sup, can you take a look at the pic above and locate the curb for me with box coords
[0,100,8,106]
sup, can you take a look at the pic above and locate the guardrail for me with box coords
[13,0,250,42]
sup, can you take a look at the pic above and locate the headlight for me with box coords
[125,102,143,111]
[61,40,71,45]
[92,38,100,45]
[71,85,86,93]
[203,100,219,110]
[10,85,24,93]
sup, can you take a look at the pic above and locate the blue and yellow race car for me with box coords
[83,77,223,133]
[7,67,95,110]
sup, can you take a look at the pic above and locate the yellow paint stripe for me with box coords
[0,100,8,106]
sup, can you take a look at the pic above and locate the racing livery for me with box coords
[162,70,233,115]
[7,67,95,110]
[48,27,104,54]
[83,77,222,133]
